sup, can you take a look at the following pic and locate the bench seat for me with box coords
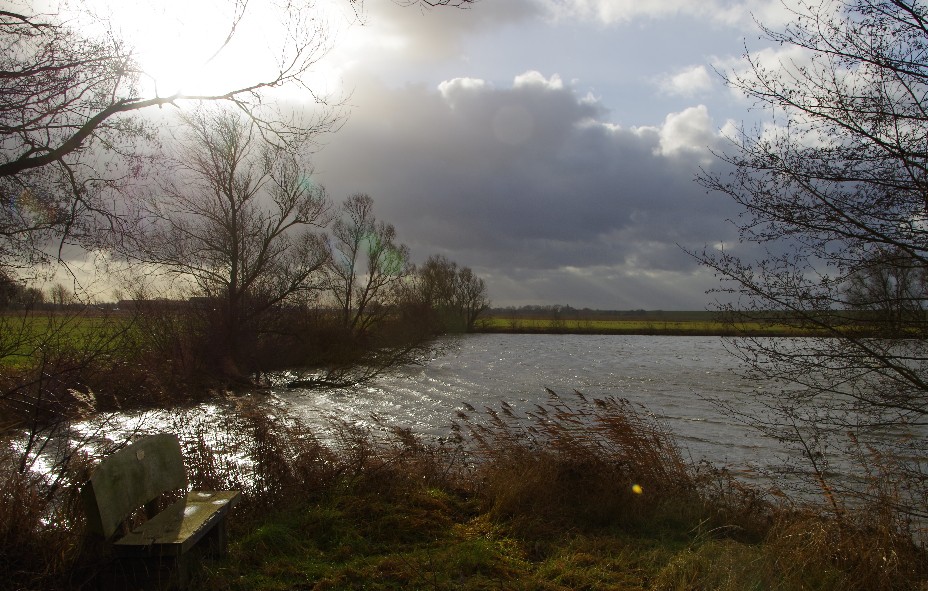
[81,434,242,589]
[115,490,241,556]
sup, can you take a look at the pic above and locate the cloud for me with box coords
[655,105,718,160]
[327,0,543,64]
[513,71,564,90]
[438,77,488,100]
[658,65,714,97]
[713,43,815,103]
[541,0,797,27]
[543,0,705,24]
[311,70,741,308]
[321,0,797,83]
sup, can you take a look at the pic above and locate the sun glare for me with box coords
[78,0,345,100]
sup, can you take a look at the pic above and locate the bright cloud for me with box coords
[658,65,714,97]
[542,0,798,27]
[438,77,490,103]
[514,71,564,90]
[655,105,719,160]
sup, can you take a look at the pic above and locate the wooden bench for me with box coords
[81,433,241,589]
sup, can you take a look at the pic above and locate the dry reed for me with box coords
[1,389,925,590]
[455,389,708,538]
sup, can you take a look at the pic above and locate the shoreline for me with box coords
[474,324,825,338]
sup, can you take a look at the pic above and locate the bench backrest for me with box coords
[81,433,188,540]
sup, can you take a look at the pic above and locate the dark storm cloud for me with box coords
[311,71,742,308]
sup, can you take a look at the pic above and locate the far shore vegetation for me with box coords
[478,306,899,337]
[479,307,811,336]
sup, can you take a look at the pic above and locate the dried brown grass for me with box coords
[163,399,466,520]
[455,389,710,539]
[1,390,925,590]
[761,513,928,591]
[0,445,97,591]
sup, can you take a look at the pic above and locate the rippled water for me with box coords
[277,334,784,474]
[55,333,921,508]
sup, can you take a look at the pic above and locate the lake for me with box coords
[64,332,922,500]
[277,334,784,477]
[52,331,921,515]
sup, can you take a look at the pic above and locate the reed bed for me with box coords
[454,389,705,537]
[0,391,926,590]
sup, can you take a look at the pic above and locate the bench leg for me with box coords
[109,554,188,591]
[108,527,228,590]
[201,516,230,558]
[106,514,233,588]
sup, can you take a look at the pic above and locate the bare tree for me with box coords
[456,265,489,331]
[699,0,928,520]
[327,193,411,337]
[137,108,330,379]
[416,254,459,319]
[413,254,488,332]
[846,246,928,332]
[47,283,71,307]
[0,270,42,310]
[0,0,480,275]
[0,1,339,274]
[281,195,459,390]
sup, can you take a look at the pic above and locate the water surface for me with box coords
[279,334,781,473]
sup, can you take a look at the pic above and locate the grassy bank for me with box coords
[2,392,925,590]
[478,313,820,336]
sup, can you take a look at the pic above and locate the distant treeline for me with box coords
[482,306,927,337]
[487,306,718,322]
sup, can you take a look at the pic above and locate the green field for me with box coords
[0,310,822,370]
[0,311,135,368]
[478,311,818,336]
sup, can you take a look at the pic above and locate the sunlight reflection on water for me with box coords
[53,333,925,517]
[274,334,782,473]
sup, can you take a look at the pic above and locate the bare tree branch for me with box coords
[698,0,928,517]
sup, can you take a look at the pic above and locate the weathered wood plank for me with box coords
[115,490,241,556]
[82,434,188,540]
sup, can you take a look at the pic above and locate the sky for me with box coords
[89,0,803,309]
